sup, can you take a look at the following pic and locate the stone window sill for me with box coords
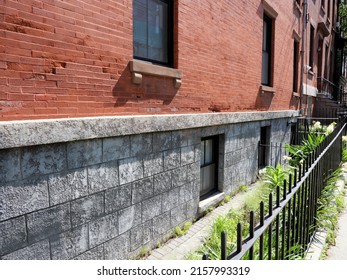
[198,192,225,216]
[129,59,182,88]
[260,85,276,95]
[293,91,300,97]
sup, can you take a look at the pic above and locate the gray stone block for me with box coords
[132,177,153,204]
[130,134,152,156]
[201,126,225,138]
[0,111,298,149]
[228,123,242,137]
[105,184,131,214]
[71,193,104,227]
[163,149,180,170]
[172,166,188,188]
[162,188,179,213]
[181,145,195,166]
[67,139,102,169]
[50,225,89,260]
[2,240,50,260]
[153,132,172,152]
[118,204,142,234]
[0,178,49,221]
[152,212,171,239]
[48,169,88,206]
[186,198,199,219]
[74,245,104,260]
[27,203,71,243]
[119,157,143,185]
[153,171,172,195]
[172,129,199,148]
[89,212,118,247]
[225,150,242,167]
[88,162,119,194]
[171,204,187,226]
[103,136,130,162]
[0,148,21,183]
[104,233,130,260]
[179,182,194,204]
[142,195,162,222]
[130,221,152,251]
[0,216,27,256]
[143,153,163,177]
[21,144,66,178]
[187,162,200,182]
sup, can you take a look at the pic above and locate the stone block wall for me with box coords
[0,112,296,259]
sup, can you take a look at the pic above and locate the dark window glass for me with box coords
[309,25,315,68]
[133,0,172,66]
[261,14,273,86]
[259,126,271,168]
[293,40,299,92]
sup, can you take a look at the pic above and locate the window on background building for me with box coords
[133,0,173,66]
[259,126,271,169]
[200,136,219,199]
[324,44,329,79]
[261,14,274,86]
[293,39,300,93]
[309,25,315,69]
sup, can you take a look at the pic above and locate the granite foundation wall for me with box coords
[0,112,296,259]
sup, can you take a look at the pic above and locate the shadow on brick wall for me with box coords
[112,63,179,109]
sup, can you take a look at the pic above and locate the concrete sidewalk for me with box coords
[145,190,249,260]
[326,191,347,260]
[145,180,347,261]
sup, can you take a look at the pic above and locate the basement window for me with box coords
[200,136,219,199]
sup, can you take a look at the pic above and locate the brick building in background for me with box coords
[0,0,341,259]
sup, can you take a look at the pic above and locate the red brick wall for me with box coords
[0,0,299,120]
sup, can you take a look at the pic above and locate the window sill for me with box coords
[293,91,300,97]
[198,192,225,216]
[260,85,276,95]
[129,59,182,88]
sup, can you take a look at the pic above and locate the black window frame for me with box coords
[200,136,219,199]
[133,0,174,67]
[293,39,300,93]
[258,126,271,169]
[309,24,315,69]
[261,14,274,86]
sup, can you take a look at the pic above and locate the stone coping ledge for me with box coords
[0,110,299,149]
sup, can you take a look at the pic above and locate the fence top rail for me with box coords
[226,122,347,260]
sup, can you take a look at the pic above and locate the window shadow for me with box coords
[112,62,179,109]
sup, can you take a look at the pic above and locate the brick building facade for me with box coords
[0,0,339,260]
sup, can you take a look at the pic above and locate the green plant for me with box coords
[204,206,216,215]
[138,246,151,258]
[285,133,325,167]
[263,164,289,190]
[219,195,232,206]
[173,221,192,237]
[239,185,248,192]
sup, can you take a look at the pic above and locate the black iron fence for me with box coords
[203,121,346,260]
[258,142,288,168]
[290,113,342,145]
